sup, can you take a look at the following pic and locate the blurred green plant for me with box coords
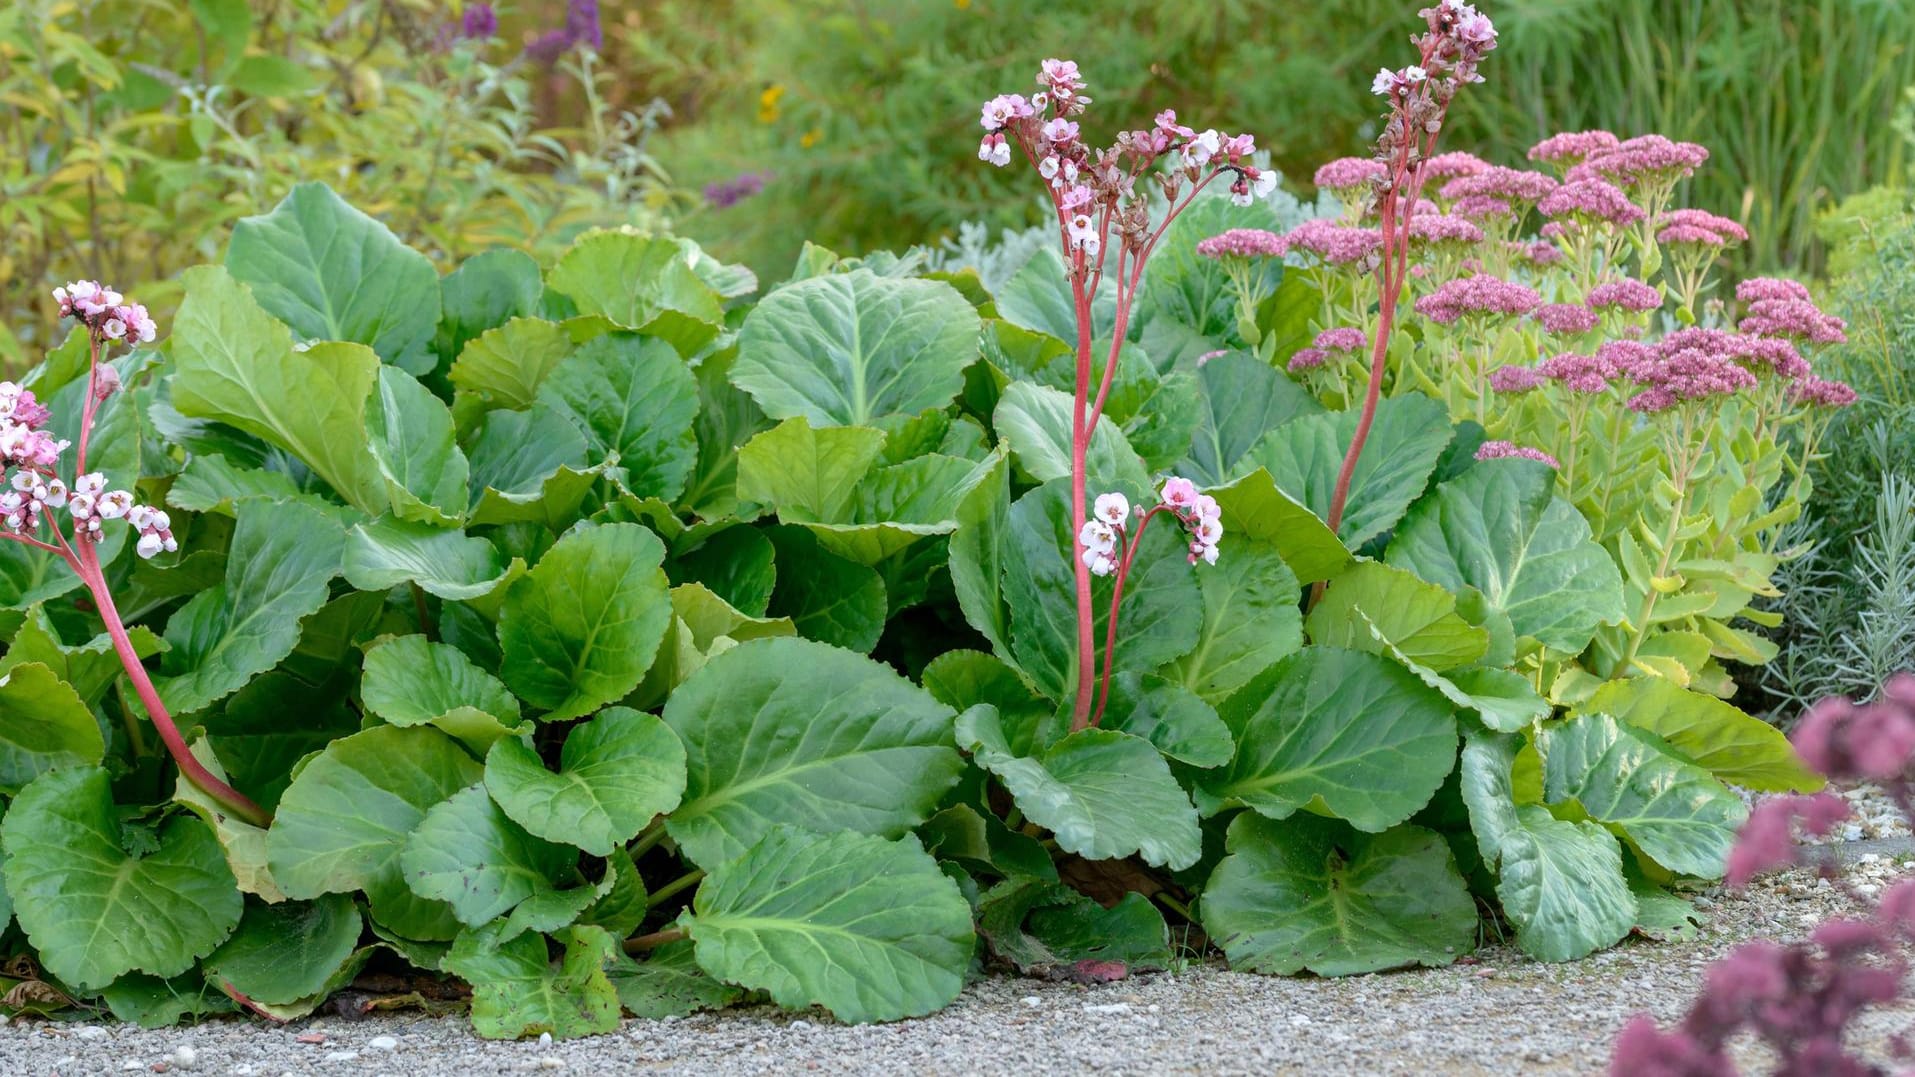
[635,0,1914,276]
[0,0,679,370]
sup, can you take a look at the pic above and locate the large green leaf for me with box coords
[607,940,743,1019]
[1305,560,1489,672]
[0,606,162,708]
[1137,188,1287,340]
[267,725,482,940]
[156,498,345,715]
[956,705,1202,870]
[1539,713,1745,878]
[485,707,687,857]
[462,402,601,528]
[669,526,777,616]
[737,417,887,521]
[369,365,469,524]
[1206,469,1349,584]
[361,635,526,747]
[992,246,1116,342]
[1164,535,1303,704]
[1387,459,1625,653]
[449,317,575,409]
[401,784,573,927]
[226,182,441,372]
[687,827,973,1023]
[1459,732,1636,962]
[202,895,365,1007]
[1182,352,1323,486]
[1004,480,1202,701]
[434,248,544,371]
[991,380,1151,494]
[1093,673,1234,768]
[342,514,516,600]
[763,526,888,652]
[171,266,390,514]
[1195,646,1456,832]
[663,638,962,867]
[2,767,241,990]
[0,663,104,794]
[498,522,672,721]
[1247,394,1452,548]
[1200,813,1476,976]
[444,924,622,1040]
[536,332,700,500]
[545,231,725,356]
[1579,678,1823,793]
[731,269,981,426]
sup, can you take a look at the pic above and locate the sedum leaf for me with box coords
[485,707,687,857]
[497,522,672,721]
[687,826,973,1023]
[663,637,963,868]
[1201,813,1476,976]
[1195,646,1457,832]
[2,767,241,990]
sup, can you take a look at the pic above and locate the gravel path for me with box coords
[8,847,1914,1077]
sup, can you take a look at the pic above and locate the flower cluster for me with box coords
[1313,156,1387,193]
[1790,376,1860,410]
[1412,273,1542,324]
[525,0,601,63]
[1537,350,1622,394]
[1574,133,1708,189]
[1533,302,1599,336]
[1076,477,1224,575]
[1438,165,1558,207]
[1614,676,1915,1076]
[1422,151,1489,180]
[1372,1,1499,107]
[1585,278,1662,312]
[1283,219,1384,268]
[1739,296,1848,345]
[703,172,769,210]
[1619,343,1760,414]
[0,381,65,473]
[1656,208,1748,248]
[1288,327,1369,374]
[1407,213,1486,247]
[1474,440,1558,468]
[52,280,156,345]
[1194,228,1288,259]
[1488,364,1545,393]
[1526,129,1620,168]
[1537,178,1645,227]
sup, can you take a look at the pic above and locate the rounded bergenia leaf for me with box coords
[485,707,687,857]
[3,767,242,991]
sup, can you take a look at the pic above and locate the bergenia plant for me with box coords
[1,284,268,827]
[1323,0,1499,541]
[977,58,1279,729]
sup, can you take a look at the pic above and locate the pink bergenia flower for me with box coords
[1533,302,1600,336]
[1159,476,1198,510]
[978,133,1011,167]
[1093,492,1130,527]
[1527,130,1621,166]
[1475,440,1559,468]
[1078,519,1119,576]
[1412,274,1543,325]
[1537,178,1645,226]
[1195,229,1288,259]
[980,94,1035,131]
[53,280,156,345]
[1586,278,1662,312]
[1314,156,1387,192]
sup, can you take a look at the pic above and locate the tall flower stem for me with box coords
[1068,265,1098,730]
[1616,411,1701,676]
[1092,505,1175,725]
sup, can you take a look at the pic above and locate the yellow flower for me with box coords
[758,84,786,125]
[800,127,823,149]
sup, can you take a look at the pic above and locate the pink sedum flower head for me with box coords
[1439,166,1558,206]
[1314,156,1387,193]
[1527,129,1621,167]
[1474,440,1558,469]
[1740,298,1848,345]
[1284,219,1383,268]
[1581,134,1709,187]
[1538,351,1621,394]
[1537,178,1645,226]
[1314,327,1368,354]
[1586,278,1662,313]
[1790,376,1859,410]
[1736,276,1812,304]
[1657,208,1748,248]
[1488,364,1544,393]
[1412,274,1543,325]
[1407,214,1486,247]
[1623,344,1760,414]
[1533,302,1600,336]
[1451,195,1515,223]
[1286,348,1328,373]
[1420,151,1489,181]
[1196,229,1288,260]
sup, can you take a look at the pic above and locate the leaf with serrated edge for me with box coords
[485,707,686,857]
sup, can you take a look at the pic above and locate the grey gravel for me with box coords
[5,839,1914,1074]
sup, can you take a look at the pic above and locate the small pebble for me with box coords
[538,1032,554,1049]
[536,1059,564,1071]
[1021,996,1041,1008]
[787,1020,811,1031]
[368,1035,399,1051]
[170,1044,197,1069]
[78,1026,110,1041]
[1083,1003,1129,1014]
[322,1051,359,1063]
[121,1063,143,1072]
